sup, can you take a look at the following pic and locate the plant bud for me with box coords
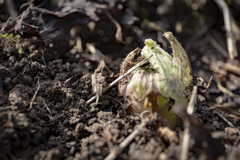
[119,32,193,129]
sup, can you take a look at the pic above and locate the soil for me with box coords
[1,0,240,160]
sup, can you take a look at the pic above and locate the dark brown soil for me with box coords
[1,0,240,160]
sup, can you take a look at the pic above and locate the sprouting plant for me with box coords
[119,32,194,129]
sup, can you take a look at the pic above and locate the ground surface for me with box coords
[1,0,240,160]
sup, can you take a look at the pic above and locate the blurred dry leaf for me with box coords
[15,0,117,43]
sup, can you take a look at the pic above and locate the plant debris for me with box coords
[1,0,240,160]
[15,0,118,43]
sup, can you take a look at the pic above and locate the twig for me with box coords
[104,118,149,160]
[106,11,128,45]
[212,108,240,135]
[215,77,238,98]
[202,57,240,76]
[187,85,198,115]
[181,85,198,160]
[214,0,238,59]
[222,62,240,76]
[85,54,153,107]
[206,33,229,58]
[42,98,51,115]
[212,106,240,117]
[201,57,228,76]
[0,105,17,111]
[20,1,32,9]
[205,76,213,89]
[213,109,234,128]
[212,102,240,110]
[29,77,40,110]
[0,17,13,31]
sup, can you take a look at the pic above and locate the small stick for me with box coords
[212,109,240,135]
[106,11,128,45]
[0,105,17,111]
[205,76,213,89]
[206,34,229,58]
[215,77,238,98]
[0,17,13,31]
[214,0,238,59]
[212,102,240,110]
[213,109,234,128]
[186,85,198,115]
[104,118,149,160]
[222,62,240,76]
[202,58,240,76]
[181,85,198,160]
[212,106,240,117]
[29,77,40,110]
[85,55,153,107]
[42,98,52,115]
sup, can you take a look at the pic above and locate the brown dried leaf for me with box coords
[15,0,117,43]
